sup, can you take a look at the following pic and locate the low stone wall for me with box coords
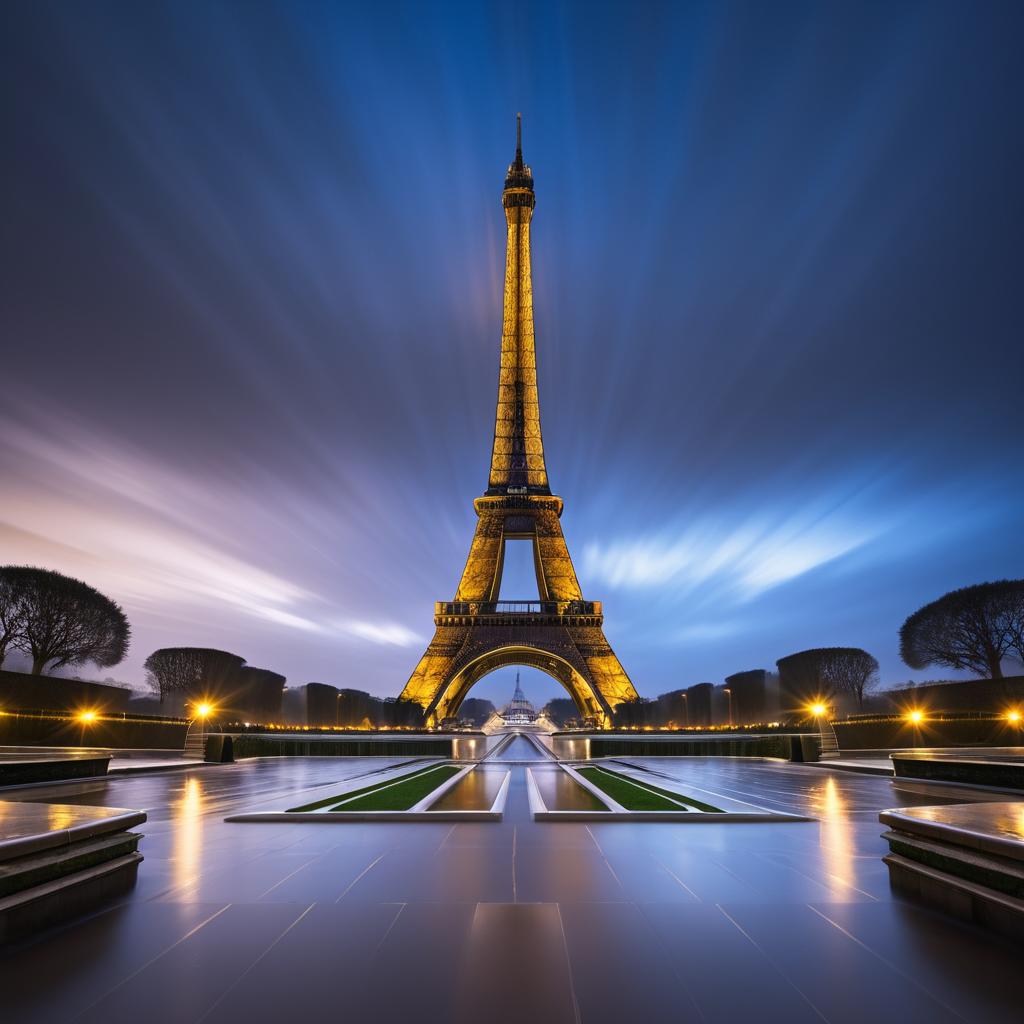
[0,711,189,750]
[0,668,132,713]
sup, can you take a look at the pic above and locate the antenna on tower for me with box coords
[515,112,523,165]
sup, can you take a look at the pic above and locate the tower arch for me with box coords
[428,645,603,725]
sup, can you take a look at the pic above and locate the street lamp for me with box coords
[77,708,98,747]
[723,687,732,727]
[806,700,839,760]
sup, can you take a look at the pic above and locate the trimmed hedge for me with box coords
[892,755,1024,790]
[587,734,818,761]
[229,734,453,759]
[0,711,188,749]
[833,717,1022,750]
[0,668,131,714]
[0,756,110,786]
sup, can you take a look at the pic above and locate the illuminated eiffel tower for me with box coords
[399,115,638,728]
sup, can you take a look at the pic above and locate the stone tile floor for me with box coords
[0,755,1020,1023]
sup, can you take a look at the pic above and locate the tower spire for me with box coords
[511,672,527,705]
[489,114,547,495]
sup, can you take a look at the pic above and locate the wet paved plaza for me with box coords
[2,755,1020,1023]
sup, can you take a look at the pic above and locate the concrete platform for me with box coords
[0,801,145,941]
[880,801,1024,940]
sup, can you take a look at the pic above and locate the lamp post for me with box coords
[808,700,840,760]
[905,708,925,747]
[77,709,97,747]
[190,701,214,757]
[723,687,732,727]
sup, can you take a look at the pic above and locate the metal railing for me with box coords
[435,600,599,617]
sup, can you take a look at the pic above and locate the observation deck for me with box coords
[434,600,603,627]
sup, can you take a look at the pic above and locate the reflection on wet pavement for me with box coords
[530,764,606,811]
[490,735,545,761]
[171,775,203,892]
[430,766,506,811]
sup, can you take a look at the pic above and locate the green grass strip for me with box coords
[287,762,439,812]
[331,764,462,811]
[577,766,723,812]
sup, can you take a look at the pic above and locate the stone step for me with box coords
[0,829,143,898]
[0,852,143,942]
[883,851,1024,941]
[881,828,1024,898]
[0,800,147,940]
[880,800,1024,941]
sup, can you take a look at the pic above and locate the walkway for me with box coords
[1,755,1019,1023]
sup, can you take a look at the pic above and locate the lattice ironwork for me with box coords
[398,116,638,728]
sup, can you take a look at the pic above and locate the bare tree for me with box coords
[825,649,879,709]
[144,647,245,707]
[0,567,28,668]
[7,567,129,675]
[1005,586,1024,667]
[900,580,1023,679]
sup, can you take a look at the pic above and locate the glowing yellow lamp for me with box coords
[195,702,213,719]
[1007,710,1021,725]
[907,709,924,724]
[809,703,827,717]
[78,710,97,724]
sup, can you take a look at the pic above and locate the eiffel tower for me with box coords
[399,115,638,728]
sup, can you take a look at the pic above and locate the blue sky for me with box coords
[2,1,1021,698]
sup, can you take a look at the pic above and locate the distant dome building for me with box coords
[500,673,537,725]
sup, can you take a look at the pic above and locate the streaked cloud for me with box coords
[582,512,877,599]
[336,621,422,647]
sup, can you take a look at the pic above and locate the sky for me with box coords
[2,0,1022,703]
